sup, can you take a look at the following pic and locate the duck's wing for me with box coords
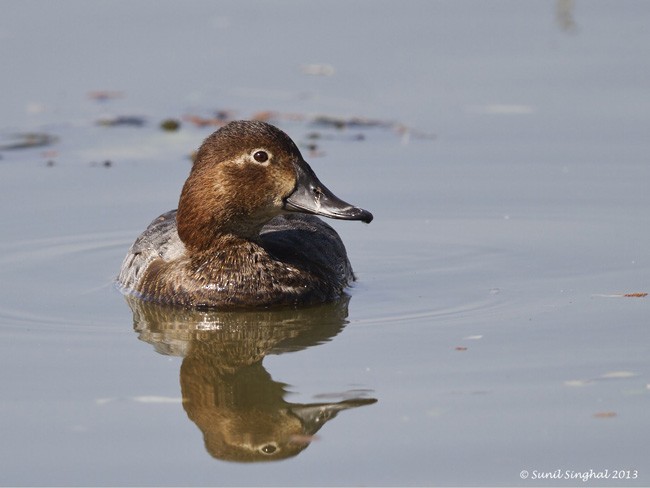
[117,210,185,291]
[259,214,354,285]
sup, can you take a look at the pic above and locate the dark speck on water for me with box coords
[89,160,113,167]
[160,118,181,131]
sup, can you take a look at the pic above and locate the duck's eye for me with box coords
[253,150,269,163]
[260,443,277,455]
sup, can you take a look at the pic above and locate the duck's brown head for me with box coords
[177,120,372,251]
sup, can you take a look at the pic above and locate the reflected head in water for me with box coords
[127,294,377,462]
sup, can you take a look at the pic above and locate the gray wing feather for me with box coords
[117,210,185,290]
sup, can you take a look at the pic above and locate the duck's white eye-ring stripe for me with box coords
[251,148,271,165]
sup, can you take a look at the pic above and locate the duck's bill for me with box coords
[291,398,378,435]
[284,160,373,223]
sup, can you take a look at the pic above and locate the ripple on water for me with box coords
[0,229,539,332]
[0,231,134,330]
[347,238,530,328]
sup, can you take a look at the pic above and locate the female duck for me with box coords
[118,120,372,309]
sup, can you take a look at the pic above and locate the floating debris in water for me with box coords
[591,292,647,298]
[303,131,365,143]
[160,118,181,131]
[600,371,637,379]
[0,132,59,151]
[214,109,234,121]
[593,411,617,418]
[87,90,124,102]
[181,109,433,141]
[183,114,226,128]
[96,116,146,127]
[90,160,113,168]
[564,379,592,387]
[182,110,237,128]
[251,110,279,122]
[300,142,324,158]
[556,0,578,34]
[310,115,435,141]
[311,115,393,130]
[463,335,483,340]
[564,370,638,387]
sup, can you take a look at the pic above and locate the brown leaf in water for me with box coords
[182,114,226,127]
[87,90,124,101]
[593,411,617,418]
[592,292,647,298]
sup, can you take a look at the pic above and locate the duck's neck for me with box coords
[176,167,268,251]
[184,230,263,256]
[176,204,266,252]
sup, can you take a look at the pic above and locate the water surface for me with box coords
[1,1,649,486]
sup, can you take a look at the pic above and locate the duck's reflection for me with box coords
[126,295,377,462]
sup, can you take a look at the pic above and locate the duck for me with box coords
[117,120,372,309]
